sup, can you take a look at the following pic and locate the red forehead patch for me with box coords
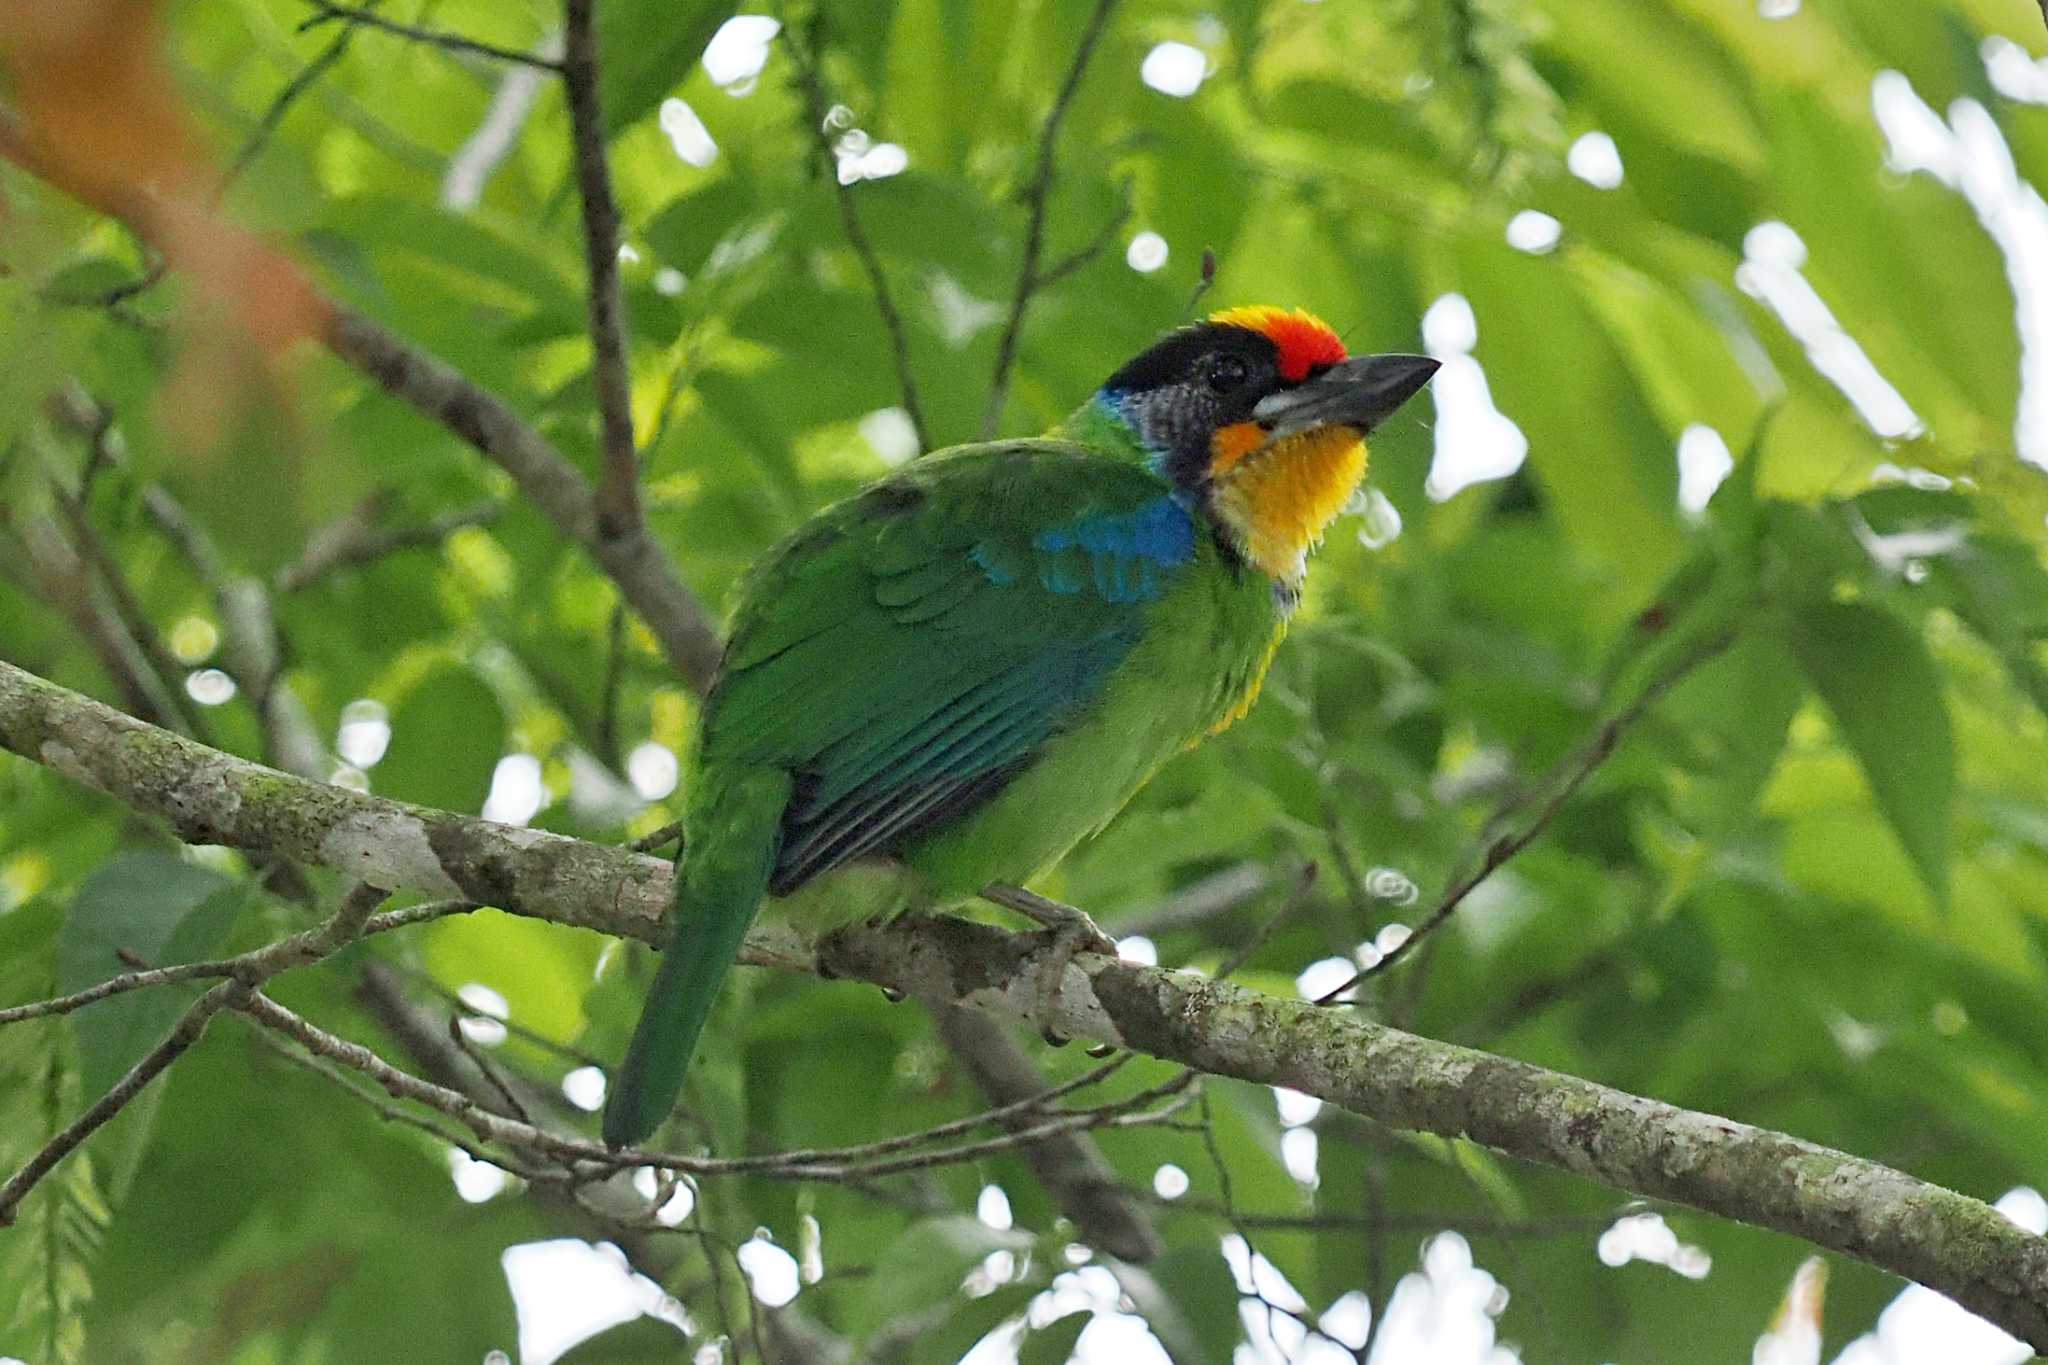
[1208,305,1347,382]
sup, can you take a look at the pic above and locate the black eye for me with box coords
[1203,354,1250,394]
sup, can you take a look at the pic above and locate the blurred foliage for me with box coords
[4,0,2048,1361]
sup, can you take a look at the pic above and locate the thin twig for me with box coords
[1316,630,1737,1004]
[596,601,628,769]
[0,885,388,1225]
[978,0,1122,439]
[0,958,240,1028]
[240,986,1194,1182]
[561,0,641,538]
[392,959,607,1067]
[0,893,470,1028]
[771,1051,1132,1169]
[1213,861,1318,981]
[273,497,502,594]
[1179,247,1219,323]
[252,1024,542,1176]
[1035,186,1133,289]
[47,475,215,743]
[360,898,480,936]
[140,482,330,781]
[9,514,187,732]
[449,1015,535,1125]
[1117,862,1275,936]
[0,979,247,1225]
[299,1,565,71]
[782,16,930,454]
[216,0,384,203]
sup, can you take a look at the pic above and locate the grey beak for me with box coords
[1251,353,1440,437]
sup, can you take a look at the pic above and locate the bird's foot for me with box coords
[981,885,1117,1046]
[982,884,1117,955]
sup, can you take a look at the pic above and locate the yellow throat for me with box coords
[1207,425,1368,585]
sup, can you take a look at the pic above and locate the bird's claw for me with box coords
[1030,911,1113,1046]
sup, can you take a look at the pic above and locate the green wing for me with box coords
[702,439,1199,895]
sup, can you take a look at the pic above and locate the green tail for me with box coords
[602,767,792,1148]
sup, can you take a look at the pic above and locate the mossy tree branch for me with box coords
[3,657,2045,1346]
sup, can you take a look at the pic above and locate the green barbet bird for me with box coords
[602,306,1437,1147]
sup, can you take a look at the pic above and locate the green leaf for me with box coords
[1788,601,1953,905]
[642,178,760,280]
[848,1216,1031,1342]
[1126,1246,1242,1364]
[909,1283,1041,1365]
[51,852,245,1207]
[320,195,583,323]
[55,852,240,1100]
[597,0,730,134]
[1666,633,1807,839]
[1924,534,2048,718]
[1019,1309,1092,1365]
[554,1313,691,1363]
[373,666,507,814]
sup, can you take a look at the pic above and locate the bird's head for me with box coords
[1078,306,1437,584]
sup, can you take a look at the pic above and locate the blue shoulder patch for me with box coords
[1017,495,1195,604]
[968,541,1021,587]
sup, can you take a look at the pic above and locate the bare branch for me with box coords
[299,2,566,71]
[782,19,930,454]
[0,959,239,1027]
[560,0,641,538]
[240,983,1194,1185]
[979,0,1122,439]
